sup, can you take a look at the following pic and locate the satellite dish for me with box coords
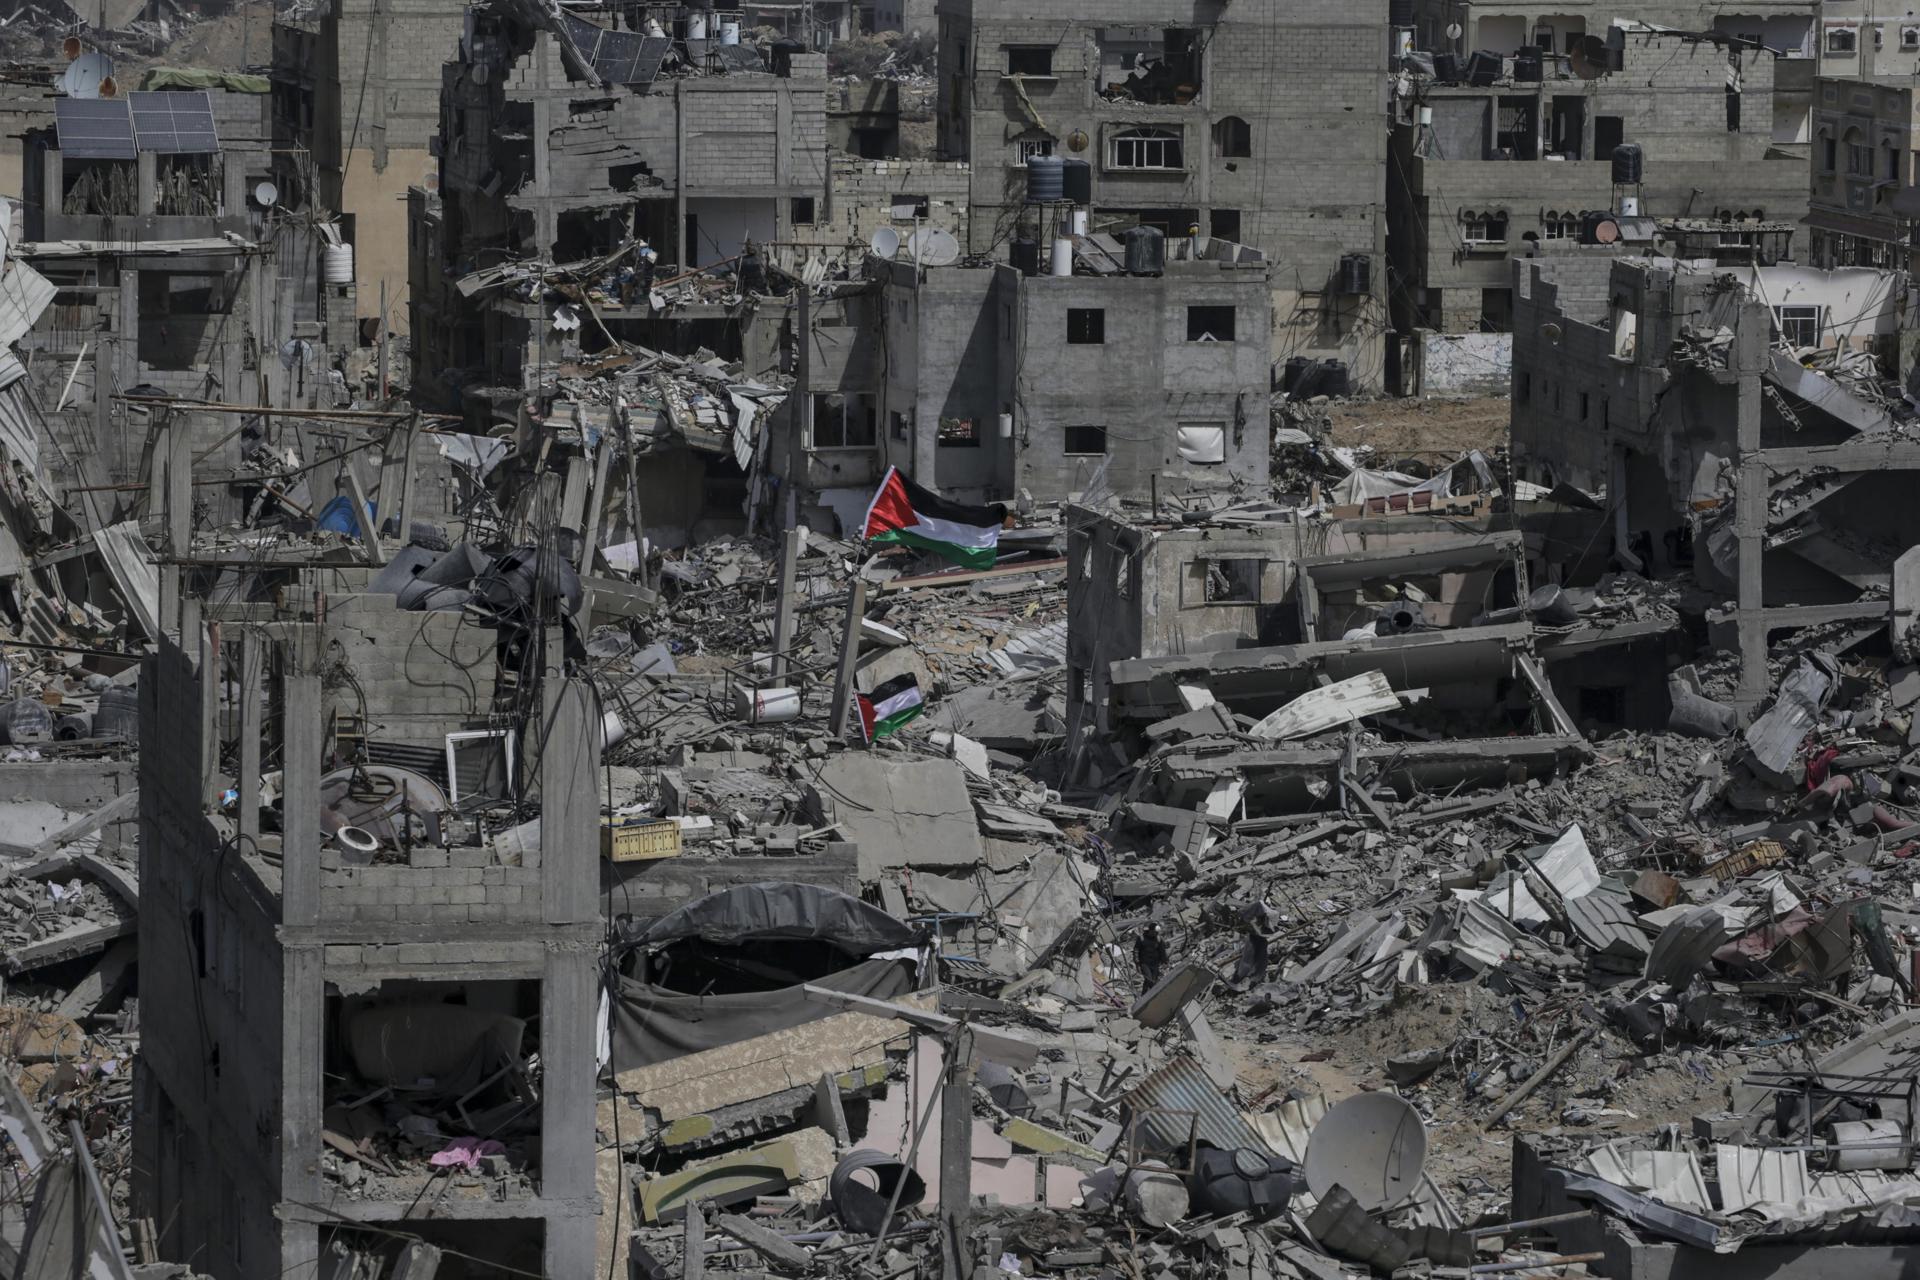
[1445,22,1462,38]
[908,228,960,268]
[869,226,900,259]
[59,51,113,99]
[98,76,118,98]
[1570,34,1610,80]
[253,180,280,208]
[1304,1093,1429,1212]
[61,36,81,59]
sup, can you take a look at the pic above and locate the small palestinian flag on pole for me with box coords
[857,673,925,742]
[862,465,1008,571]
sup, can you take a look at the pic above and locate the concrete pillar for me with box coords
[541,945,601,1279]
[282,651,323,927]
[1733,301,1769,712]
[278,942,325,1279]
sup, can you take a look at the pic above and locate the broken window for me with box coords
[1848,133,1873,173]
[1007,45,1054,76]
[1549,97,1585,158]
[1494,98,1538,160]
[1827,25,1857,53]
[1067,308,1106,344]
[1209,208,1241,241]
[1109,127,1184,171]
[1186,305,1235,342]
[937,416,981,447]
[1097,26,1202,103]
[790,195,816,225]
[890,193,930,220]
[62,158,137,217]
[1541,210,1577,239]
[156,152,221,217]
[138,271,232,371]
[1187,557,1265,604]
[811,392,878,449]
[1823,133,1838,172]
[1064,425,1108,455]
[1875,24,1886,49]
[1212,116,1251,158]
[1461,211,1509,243]
[1774,304,1824,348]
[889,410,908,441]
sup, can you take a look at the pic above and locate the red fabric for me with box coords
[864,469,916,537]
[1806,746,1839,789]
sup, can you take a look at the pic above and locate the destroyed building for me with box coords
[1510,253,1911,711]
[934,0,1388,386]
[1386,27,1812,392]
[272,0,471,332]
[409,0,830,410]
[1807,76,1920,270]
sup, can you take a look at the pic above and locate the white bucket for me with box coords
[735,686,801,724]
[1050,237,1074,276]
[335,826,380,855]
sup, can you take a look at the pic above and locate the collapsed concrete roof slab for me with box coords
[806,755,985,879]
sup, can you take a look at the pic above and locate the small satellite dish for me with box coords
[1569,34,1610,80]
[61,36,81,59]
[1304,1093,1429,1212]
[98,76,118,98]
[910,228,960,268]
[869,226,900,259]
[253,180,280,208]
[1445,22,1462,38]
[59,51,114,99]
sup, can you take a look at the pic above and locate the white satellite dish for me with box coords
[868,226,900,259]
[1445,21,1463,38]
[253,180,279,208]
[59,51,114,99]
[1304,1093,1429,1212]
[915,228,960,268]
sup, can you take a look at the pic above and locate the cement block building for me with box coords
[1807,76,1920,269]
[933,0,1389,389]
[1387,30,1812,360]
[272,0,471,334]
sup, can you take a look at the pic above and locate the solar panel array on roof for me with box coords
[561,12,605,61]
[594,32,672,86]
[129,91,217,154]
[710,44,764,72]
[53,98,136,161]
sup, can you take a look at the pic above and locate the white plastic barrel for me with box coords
[735,686,801,724]
[719,20,741,44]
[1050,237,1074,276]
[1831,1119,1910,1171]
[322,242,355,285]
[687,13,708,38]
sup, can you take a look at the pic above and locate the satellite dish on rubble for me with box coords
[1304,1093,1429,1212]
[869,226,900,259]
[59,51,114,99]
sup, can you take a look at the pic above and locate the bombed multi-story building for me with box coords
[1385,25,1813,391]
[933,0,1390,389]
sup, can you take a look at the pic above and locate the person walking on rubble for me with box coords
[1135,923,1168,986]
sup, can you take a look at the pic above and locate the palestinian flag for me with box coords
[862,466,1007,571]
[858,673,925,741]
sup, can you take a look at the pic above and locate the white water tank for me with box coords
[322,242,355,285]
[1050,236,1074,276]
[687,12,708,38]
[718,20,741,44]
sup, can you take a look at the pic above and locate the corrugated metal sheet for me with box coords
[1584,1143,1713,1212]
[1566,890,1651,958]
[1717,1145,1811,1215]
[1124,1055,1268,1158]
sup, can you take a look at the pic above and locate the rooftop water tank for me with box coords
[1124,225,1165,276]
[1611,142,1643,185]
[322,242,354,285]
[1026,155,1064,203]
[1060,157,1092,204]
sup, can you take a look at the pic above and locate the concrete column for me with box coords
[539,637,598,927]
[1733,301,1769,712]
[278,941,325,1279]
[282,650,323,927]
[540,944,601,1279]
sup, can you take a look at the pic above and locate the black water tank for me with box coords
[1124,225,1165,276]
[770,37,805,76]
[1433,51,1461,82]
[1389,0,1415,24]
[1010,236,1041,276]
[1189,1148,1296,1222]
[1337,253,1371,295]
[1280,355,1311,394]
[1513,46,1543,81]
[1466,49,1501,85]
[1611,142,1643,184]
[1060,157,1092,205]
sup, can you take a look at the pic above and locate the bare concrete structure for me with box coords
[1510,255,1912,709]
[1808,76,1920,269]
[130,416,602,1276]
[934,0,1388,386]
[1387,30,1810,374]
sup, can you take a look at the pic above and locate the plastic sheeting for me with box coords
[623,882,919,952]
[1331,449,1496,506]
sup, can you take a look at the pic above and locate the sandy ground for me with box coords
[1323,395,1512,465]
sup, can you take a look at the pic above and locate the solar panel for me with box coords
[593,33,672,86]
[711,44,764,72]
[561,13,604,62]
[129,91,217,154]
[53,98,135,161]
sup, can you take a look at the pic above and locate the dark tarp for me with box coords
[608,882,922,1071]
[621,881,919,953]
[610,954,915,1069]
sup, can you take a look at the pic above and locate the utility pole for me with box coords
[827,578,867,740]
